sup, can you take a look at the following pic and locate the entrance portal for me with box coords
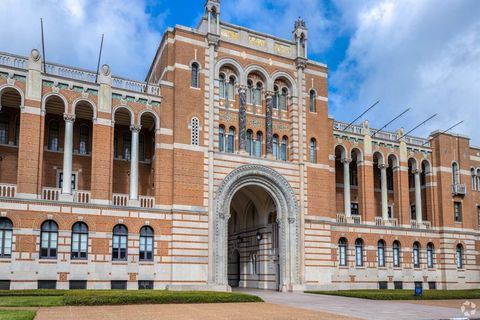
[227,185,279,290]
[212,165,301,292]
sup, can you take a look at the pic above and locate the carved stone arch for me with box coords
[0,84,25,109]
[351,147,363,163]
[137,109,160,130]
[72,98,97,120]
[334,144,347,160]
[421,159,432,175]
[213,164,300,292]
[271,71,297,97]
[387,153,399,168]
[373,151,385,165]
[215,58,244,84]
[244,64,271,89]
[42,92,68,114]
[112,105,135,125]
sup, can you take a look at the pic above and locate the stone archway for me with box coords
[212,165,300,292]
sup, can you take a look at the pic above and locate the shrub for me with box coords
[63,290,263,306]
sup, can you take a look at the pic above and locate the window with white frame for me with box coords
[0,218,13,258]
[71,222,88,260]
[393,241,401,267]
[413,242,420,268]
[190,117,200,146]
[427,243,434,268]
[338,238,347,266]
[378,240,385,267]
[355,239,364,267]
[456,244,463,269]
[452,162,460,185]
[40,220,58,259]
[139,226,154,261]
[219,125,225,152]
[254,131,262,157]
[191,62,199,88]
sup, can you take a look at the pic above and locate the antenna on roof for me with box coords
[396,113,438,141]
[40,18,47,74]
[342,100,380,132]
[371,108,410,138]
[95,34,104,83]
[421,120,464,146]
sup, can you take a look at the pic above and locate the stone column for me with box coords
[61,113,75,196]
[343,158,352,217]
[265,92,273,156]
[379,164,389,220]
[413,169,423,223]
[129,124,141,202]
[238,86,247,153]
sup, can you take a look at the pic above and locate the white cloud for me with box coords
[0,0,165,80]
[331,0,480,144]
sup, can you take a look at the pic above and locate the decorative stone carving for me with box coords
[130,124,142,133]
[63,113,76,123]
[30,49,40,62]
[238,86,247,152]
[101,64,111,76]
[265,92,273,155]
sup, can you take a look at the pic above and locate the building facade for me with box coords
[0,0,479,291]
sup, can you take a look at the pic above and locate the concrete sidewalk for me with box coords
[238,289,469,320]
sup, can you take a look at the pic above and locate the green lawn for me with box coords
[0,310,36,320]
[306,289,480,300]
[0,290,262,307]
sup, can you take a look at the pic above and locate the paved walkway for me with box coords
[34,303,357,320]
[238,289,469,320]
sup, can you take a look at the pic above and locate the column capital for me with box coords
[63,113,76,122]
[265,91,274,100]
[130,124,142,133]
[412,169,422,175]
[238,85,248,94]
[378,163,388,170]
[341,158,352,164]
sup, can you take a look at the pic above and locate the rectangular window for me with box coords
[138,280,154,290]
[351,203,359,215]
[0,229,12,257]
[111,280,127,290]
[71,233,88,260]
[410,205,416,221]
[454,202,462,222]
[394,281,403,290]
[69,280,87,290]
[58,172,76,191]
[428,282,436,290]
[477,206,480,225]
[378,281,388,290]
[139,236,153,261]
[0,280,10,290]
[112,235,127,261]
[38,280,57,290]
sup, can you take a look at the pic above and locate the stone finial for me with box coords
[30,49,40,62]
[294,17,307,30]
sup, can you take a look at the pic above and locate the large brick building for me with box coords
[0,0,479,291]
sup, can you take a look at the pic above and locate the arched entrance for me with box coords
[213,165,300,292]
[227,185,279,290]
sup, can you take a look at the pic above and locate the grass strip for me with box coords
[305,289,480,300]
[0,310,36,320]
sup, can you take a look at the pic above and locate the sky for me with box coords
[0,0,479,144]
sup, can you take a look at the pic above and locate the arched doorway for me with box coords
[227,185,279,290]
[213,165,300,292]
